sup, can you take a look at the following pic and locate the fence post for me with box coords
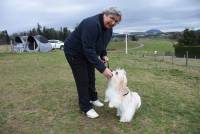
[186,51,188,67]
[125,34,128,54]
[162,52,165,61]
[154,51,158,61]
[10,40,14,53]
[171,54,174,65]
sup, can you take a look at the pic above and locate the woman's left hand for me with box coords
[103,56,109,62]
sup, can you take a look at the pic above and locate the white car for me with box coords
[48,40,64,50]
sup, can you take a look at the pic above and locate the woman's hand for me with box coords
[103,56,109,62]
[98,56,106,63]
[103,68,113,79]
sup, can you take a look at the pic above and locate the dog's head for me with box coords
[109,69,127,90]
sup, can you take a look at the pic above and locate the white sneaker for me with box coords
[90,99,104,107]
[86,109,99,118]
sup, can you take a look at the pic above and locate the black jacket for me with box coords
[64,14,112,73]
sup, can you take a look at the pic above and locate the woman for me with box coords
[64,7,122,118]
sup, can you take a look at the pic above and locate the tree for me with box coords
[178,29,196,46]
[29,28,37,36]
[130,35,138,41]
[195,31,200,45]
[0,30,10,44]
[62,27,70,41]
[10,24,71,41]
[37,23,42,35]
[168,32,181,41]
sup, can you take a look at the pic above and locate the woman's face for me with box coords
[103,14,121,29]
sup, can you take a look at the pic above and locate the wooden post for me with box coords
[162,52,165,61]
[34,42,35,52]
[154,51,158,61]
[186,51,188,67]
[10,40,14,53]
[125,34,128,54]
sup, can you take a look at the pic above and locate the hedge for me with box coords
[174,45,200,58]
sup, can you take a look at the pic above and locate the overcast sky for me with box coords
[1,0,200,34]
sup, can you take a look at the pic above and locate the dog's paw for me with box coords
[120,117,131,123]
[120,119,126,122]
[104,98,109,103]
[120,119,129,122]
[116,110,121,116]
[108,102,114,108]
[120,119,124,122]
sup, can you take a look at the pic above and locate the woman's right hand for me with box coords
[103,68,113,79]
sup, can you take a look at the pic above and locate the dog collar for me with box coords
[123,91,129,96]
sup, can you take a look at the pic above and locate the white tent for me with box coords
[13,35,52,52]
[14,36,28,52]
[26,35,52,52]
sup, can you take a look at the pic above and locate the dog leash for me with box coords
[107,61,110,69]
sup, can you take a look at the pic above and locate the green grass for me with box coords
[137,38,174,53]
[108,41,139,51]
[0,39,200,134]
[0,45,10,53]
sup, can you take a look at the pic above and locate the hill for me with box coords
[146,29,163,35]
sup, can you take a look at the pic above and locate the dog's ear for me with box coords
[122,69,126,76]
[119,80,124,91]
[119,75,126,89]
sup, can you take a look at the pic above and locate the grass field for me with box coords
[137,38,174,53]
[0,39,200,134]
[0,45,10,53]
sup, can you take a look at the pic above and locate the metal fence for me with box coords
[133,51,200,69]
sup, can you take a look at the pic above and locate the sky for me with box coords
[1,0,200,34]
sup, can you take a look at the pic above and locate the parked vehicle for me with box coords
[48,40,64,50]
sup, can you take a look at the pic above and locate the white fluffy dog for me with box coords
[105,69,141,122]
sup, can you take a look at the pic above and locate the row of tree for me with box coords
[178,29,200,46]
[0,30,10,44]
[0,23,71,45]
[11,23,71,42]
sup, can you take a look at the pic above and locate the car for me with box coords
[48,40,64,50]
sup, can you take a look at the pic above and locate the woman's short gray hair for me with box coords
[102,7,122,17]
